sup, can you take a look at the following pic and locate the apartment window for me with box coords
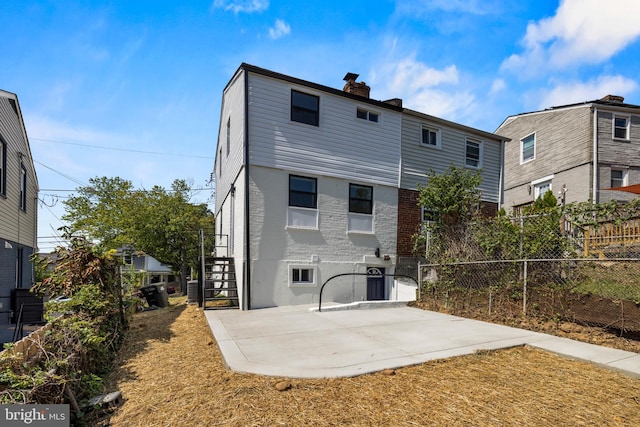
[421,126,440,148]
[0,138,6,196]
[465,138,482,168]
[289,175,317,208]
[356,108,379,123]
[349,184,373,214]
[611,168,628,188]
[521,133,535,163]
[614,115,630,140]
[226,117,231,156]
[289,265,316,287]
[19,164,27,211]
[291,90,319,126]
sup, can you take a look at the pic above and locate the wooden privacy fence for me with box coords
[583,217,640,257]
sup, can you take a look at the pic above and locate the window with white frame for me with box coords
[613,115,630,140]
[289,265,316,287]
[348,183,373,233]
[291,90,319,126]
[465,137,482,168]
[611,168,628,188]
[421,126,441,148]
[521,133,535,163]
[533,179,552,199]
[287,175,318,229]
[356,107,379,123]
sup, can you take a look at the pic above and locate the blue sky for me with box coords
[3,0,640,252]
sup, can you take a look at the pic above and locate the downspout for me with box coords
[592,106,598,203]
[243,68,251,310]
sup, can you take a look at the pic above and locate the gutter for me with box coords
[243,68,251,310]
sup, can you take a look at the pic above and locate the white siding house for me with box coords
[214,64,506,309]
[0,90,39,330]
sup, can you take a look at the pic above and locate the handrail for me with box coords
[318,273,418,312]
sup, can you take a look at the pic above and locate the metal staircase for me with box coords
[202,256,239,309]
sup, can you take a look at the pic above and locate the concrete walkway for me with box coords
[203,303,640,379]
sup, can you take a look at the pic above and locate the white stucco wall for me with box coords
[248,165,398,308]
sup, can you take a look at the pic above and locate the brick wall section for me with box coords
[397,188,499,257]
[397,188,422,257]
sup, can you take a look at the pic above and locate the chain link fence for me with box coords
[417,213,640,332]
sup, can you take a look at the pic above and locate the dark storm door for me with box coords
[366,267,385,301]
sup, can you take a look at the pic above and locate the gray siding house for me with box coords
[0,90,39,327]
[497,95,640,212]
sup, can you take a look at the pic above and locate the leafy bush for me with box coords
[0,231,134,425]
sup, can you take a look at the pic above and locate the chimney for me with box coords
[600,94,625,103]
[384,98,403,108]
[343,72,370,98]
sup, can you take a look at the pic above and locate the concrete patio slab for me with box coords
[203,304,640,379]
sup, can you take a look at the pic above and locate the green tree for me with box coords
[416,164,482,227]
[62,177,215,292]
[413,165,483,259]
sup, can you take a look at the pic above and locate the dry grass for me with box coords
[99,297,640,426]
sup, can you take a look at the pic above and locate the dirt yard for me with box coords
[97,297,640,426]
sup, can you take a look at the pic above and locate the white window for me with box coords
[465,137,482,168]
[521,133,535,163]
[348,183,373,233]
[287,175,318,229]
[611,168,628,188]
[613,115,630,140]
[356,107,379,123]
[421,126,441,148]
[289,265,317,287]
[532,175,553,199]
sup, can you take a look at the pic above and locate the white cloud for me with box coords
[268,19,291,40]
[490,78,506,96]
[369,53,474,119]
[503,0,640,75]
[212,0,268,14]
[536,75,639,109]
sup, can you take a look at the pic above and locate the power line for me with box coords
[34,160,87,187]
[31,138,215,159]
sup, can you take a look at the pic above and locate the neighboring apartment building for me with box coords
[214,63,506,309]
[497,95,640,212]
[0,90,39,326]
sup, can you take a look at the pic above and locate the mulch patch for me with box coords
[96,297,640,426]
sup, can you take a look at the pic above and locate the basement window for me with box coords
[289,265,317,287]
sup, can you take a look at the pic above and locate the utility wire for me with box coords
[31,138,215,159]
